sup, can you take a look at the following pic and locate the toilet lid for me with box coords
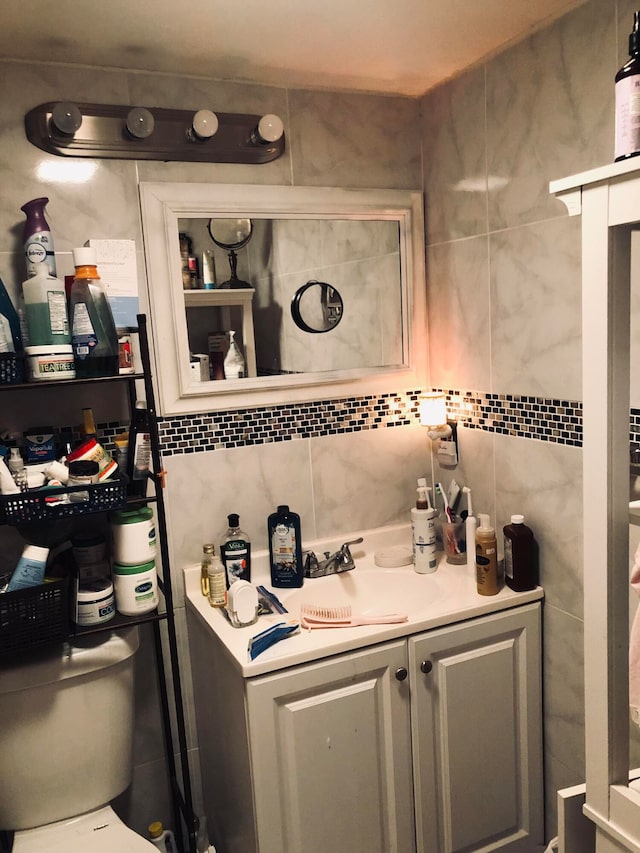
[12,806,158,853]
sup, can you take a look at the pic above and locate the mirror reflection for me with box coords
[291,281,344,334]
[178,216,403,380]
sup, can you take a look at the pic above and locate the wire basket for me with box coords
[0,352,25,385]
[0,474,128,524]
[0,576,69,656]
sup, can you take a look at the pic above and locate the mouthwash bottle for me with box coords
[220,513,251,585]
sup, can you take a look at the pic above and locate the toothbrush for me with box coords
[436,482,453,522]
[462,486,476,571]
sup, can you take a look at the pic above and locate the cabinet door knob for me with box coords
[420,660,433,674]
[395,667,408,681]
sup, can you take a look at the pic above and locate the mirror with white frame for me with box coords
[139,183,427,414]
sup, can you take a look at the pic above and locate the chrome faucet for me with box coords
[303,537,364,578]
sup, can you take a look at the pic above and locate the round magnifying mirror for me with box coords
[208,218,253,250]
[208,218,253,289]
[291,281,343,334]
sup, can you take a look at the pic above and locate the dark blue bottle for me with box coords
[267,504,303,588]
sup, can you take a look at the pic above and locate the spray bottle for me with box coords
[21,197,57,278]
[462,486,476,574]
[411,478,437,574]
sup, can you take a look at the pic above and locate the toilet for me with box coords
[0,627,157,852]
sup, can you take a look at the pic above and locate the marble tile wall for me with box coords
[1,0,634,842]
[420,0,637,836]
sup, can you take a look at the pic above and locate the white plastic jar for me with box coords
[25,344,75,381]
[112,559,159,615]
[110,506,157,565]
[74,577,115,626]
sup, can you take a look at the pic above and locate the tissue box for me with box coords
[87,239,139,328]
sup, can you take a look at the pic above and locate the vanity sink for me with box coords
[183,522,544,677]
[280,566,446,621]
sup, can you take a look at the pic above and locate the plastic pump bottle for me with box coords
[411,479,437,573]
[616,10,640,161]
[475,513,499,596]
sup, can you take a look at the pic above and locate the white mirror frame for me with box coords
[139,182,427,415]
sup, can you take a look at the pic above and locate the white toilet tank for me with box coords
[0,626,139,831]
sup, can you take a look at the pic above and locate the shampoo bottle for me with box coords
[475,513,499,596]
[268,504,303,588]
[411,479,437,574]
[503,514,537,591]
[220,513,251,585]
[616,11,640,161]
[21,197,57,277]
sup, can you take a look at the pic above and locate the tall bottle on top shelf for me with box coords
[616,10,640,161]
[21,197,57,277]
[69,247,119,378]
[126,400,152,497]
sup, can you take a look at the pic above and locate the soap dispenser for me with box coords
[475,513,499,596]
[411,478,437,574]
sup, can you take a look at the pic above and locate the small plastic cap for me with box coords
[511,514,525,524]
[148,821,163,839]
[478,513,491,531]
[73,246,97,267]
[228,513,240,527]
[277,505,289,513]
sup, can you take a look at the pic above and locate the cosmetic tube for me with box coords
[7,545,49,592]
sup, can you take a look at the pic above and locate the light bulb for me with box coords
[125,107,155,139]
[51,102,83,135]
[191,109,219,140]
[253,114,284,144]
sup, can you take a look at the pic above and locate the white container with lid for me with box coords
[112,559,159,615]
[24,344,75,381]
[74,577,115,626]
[110,506,157,565]
[225,580,258,627]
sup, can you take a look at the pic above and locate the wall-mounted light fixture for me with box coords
[24,102,286,164]
[420,392,459,467]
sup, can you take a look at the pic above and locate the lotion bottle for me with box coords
[475,513,499,596]
[411,479,437,573]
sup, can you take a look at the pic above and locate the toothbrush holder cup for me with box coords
[441,519,466,565]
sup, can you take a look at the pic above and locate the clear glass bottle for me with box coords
[223,330,245,379]
[205,544,226,608]
[220,513,251,585]
[69,247,119,378]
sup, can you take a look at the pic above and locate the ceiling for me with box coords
[2,0,585,97]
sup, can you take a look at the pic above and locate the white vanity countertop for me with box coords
[183,523,544,678]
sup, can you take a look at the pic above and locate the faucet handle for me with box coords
[303,550,321,578]
[339,537,364,561]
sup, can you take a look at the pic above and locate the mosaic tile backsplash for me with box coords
[148,388,586,457]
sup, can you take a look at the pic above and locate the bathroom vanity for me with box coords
[185,525,544,853]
